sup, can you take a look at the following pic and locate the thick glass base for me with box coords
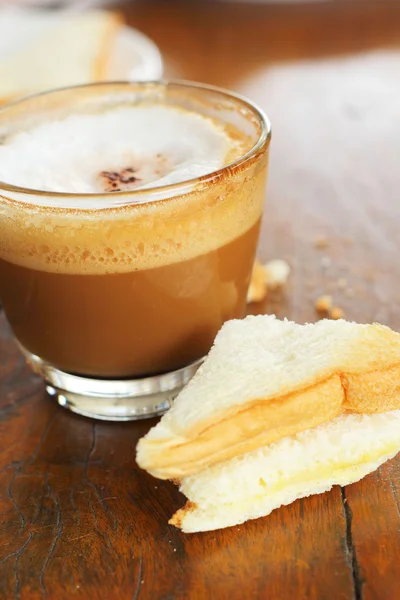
[22,348,202,421]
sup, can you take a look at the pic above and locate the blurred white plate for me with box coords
[107,25,163,82]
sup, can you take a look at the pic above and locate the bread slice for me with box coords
[136,316,400,479]
[0,9,122,102]
[170,410,400,533]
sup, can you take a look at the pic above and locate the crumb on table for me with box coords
[315,295,345,320]
[247,261,268,303]
[331,306,344,320]
[314,235,329,249]
[265,259,291,289]
[247,259,291,303]
[315,295,333,314]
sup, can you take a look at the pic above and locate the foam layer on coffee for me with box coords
[0,106,241,193]
[0,161,266,275]
[0,105,267,275]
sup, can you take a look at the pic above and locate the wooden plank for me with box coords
[0,384,355,600]
[343,458,400,600]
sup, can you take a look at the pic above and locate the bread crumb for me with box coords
[315,295,333,314]
[247,260,268,303]
[337,278,347,290]
[315,295,344,320]
[265,259,291,289]
[331,307,344,320]
[314,235,329,249]
[247,259,291,303]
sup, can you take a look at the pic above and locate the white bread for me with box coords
[136,316,400,479]
[170,410,400,533]
[0,9,121,102]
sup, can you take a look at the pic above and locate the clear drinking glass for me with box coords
[0,81,271,420]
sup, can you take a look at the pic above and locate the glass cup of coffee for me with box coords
[0,81,271,420]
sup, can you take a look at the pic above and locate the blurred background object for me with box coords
[0,0,117,7]
[0,4,162,103]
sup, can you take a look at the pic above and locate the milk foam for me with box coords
[0,106,235,193]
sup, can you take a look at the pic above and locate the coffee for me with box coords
[0,83,268,382]
[0,220,260,377]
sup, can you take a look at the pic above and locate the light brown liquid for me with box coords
[0,220,260,377]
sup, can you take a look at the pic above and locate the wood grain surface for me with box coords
[1,1,400,598]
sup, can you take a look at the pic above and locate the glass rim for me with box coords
[0,79,271,208]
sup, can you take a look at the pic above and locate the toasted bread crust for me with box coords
[343,364,400,413]
[139,365,400,479]
[169,501,197,529]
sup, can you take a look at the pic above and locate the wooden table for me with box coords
[1,1,400,598]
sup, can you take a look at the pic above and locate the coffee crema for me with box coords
[0,84,268,379]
